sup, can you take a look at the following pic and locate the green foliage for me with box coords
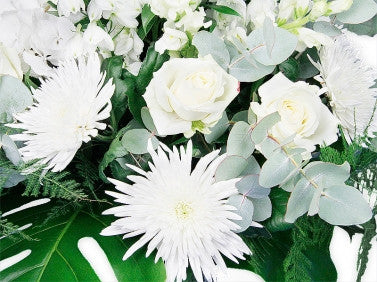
[0,215,33,241]
[207,4,241,17]
[279,58,300,81]
[23,170,86,201]
[0,193,166,281]
[357,216,377,281]
[283,216,336,282]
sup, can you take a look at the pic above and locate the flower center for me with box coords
[174,201,193,220]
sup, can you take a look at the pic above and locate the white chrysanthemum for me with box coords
[314,33,377,142]
[101,141,250,282]
[7,53,115,172]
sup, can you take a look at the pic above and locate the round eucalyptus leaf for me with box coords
[319,185,372,225]
[205,112,229,143]
[121,129,158,155]
[0,75,33,123]
[251,197,272,222]
[215,155,248,182]
[228,194,254,233]
[227,121,254,159]
[337,0,377,24]
[236,174,270,198]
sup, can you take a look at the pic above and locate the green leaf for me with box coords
[0,199,166,281]
[101,56,123,80]
[228,194,254,232]
[279,58,300,82]
[192,31,230,70]
[298,47,320,79]
[337,0,377,24]
[319,185,373,225]
[264,189,293,232]
[215,155,248,182]
[121,129,158,155]
[227,122,254,159]
[231,111,248,123]
[208,4,241,17]
[141,107,157,134]
[0,75,32,123]
[136,47,169,94]
[204,112,229,143]
[99,127,129,182]
[141,4,156,34]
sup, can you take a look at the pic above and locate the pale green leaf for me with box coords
[227,121,254,158]
[337,0,377,24]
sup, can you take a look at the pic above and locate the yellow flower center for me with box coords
[175,201,193,220]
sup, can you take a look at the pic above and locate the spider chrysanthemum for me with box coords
[8,53,115,172]
[314,33,377,142]
[101,141,250,282]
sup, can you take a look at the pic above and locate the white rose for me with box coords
[250,73,339,155]
[0,44,23,79]
[143,55,239,137]
[155,27,188,54]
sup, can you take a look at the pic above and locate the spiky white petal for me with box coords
[7,53,115,171]
[101,141,250,282]
[314,33,377,142]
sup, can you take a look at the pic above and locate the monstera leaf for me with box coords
[0,195,166,281]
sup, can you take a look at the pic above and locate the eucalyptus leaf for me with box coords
[251,197,272,222]
[319,185,373,225]
[228,54,275,82]
[237,174,270,198]
[141,107,157,134]
[285,176,316,223]
[205,112,229,143]
[0,167,25,188]
[337,0,377,24]
[246,27,297,66]
[313,21,342,36]
[0,134,22,166]
[259,148,298,188]
[0,75,33,123]
[251,112,280,144]
[228,194,254,232]
[192,31,230,70]
[240,156,261,176]
[121,129,158,155]
[227,121,254,159]
[215,155,248,182]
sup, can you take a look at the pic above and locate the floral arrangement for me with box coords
[0,0,376,281]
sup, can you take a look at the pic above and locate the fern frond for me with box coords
[283,217,333,282]
[357,217,377,282]
[23,170,87,201]
[0,216,33,241]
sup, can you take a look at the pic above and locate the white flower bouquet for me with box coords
[0,0,376,281]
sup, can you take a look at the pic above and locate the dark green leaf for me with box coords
[208,5,241,17]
